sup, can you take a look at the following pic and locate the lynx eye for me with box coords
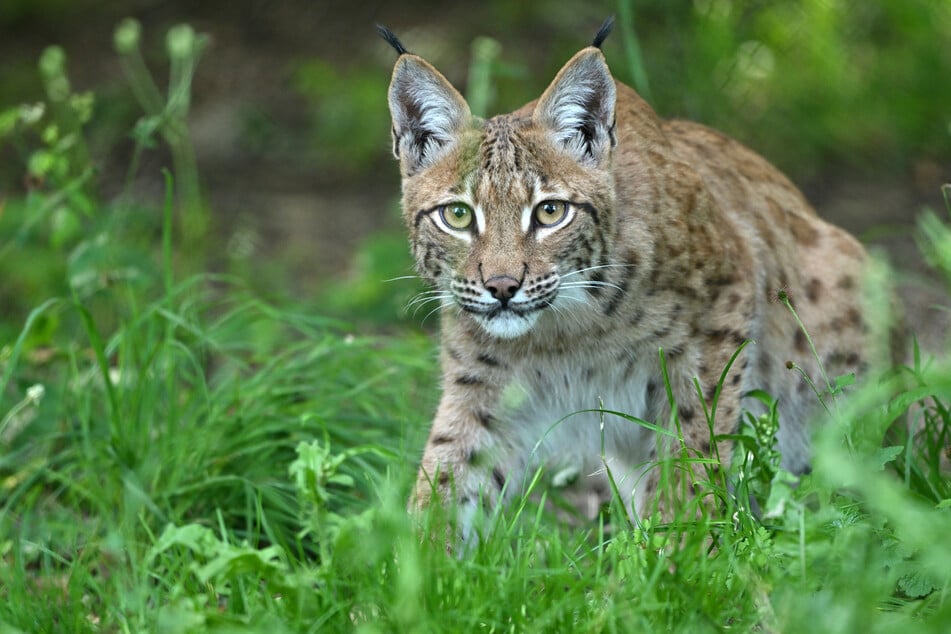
[439,203,474,230]
[534,200,569,227]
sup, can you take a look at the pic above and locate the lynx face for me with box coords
[390,50,618,338]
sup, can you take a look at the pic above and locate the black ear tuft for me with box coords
[534,49,616,166]
[377,24,409,56]
[591,16,615,49]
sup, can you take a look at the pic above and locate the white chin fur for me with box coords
[477,310,539,339]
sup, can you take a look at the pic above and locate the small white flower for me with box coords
[26,384,45,403]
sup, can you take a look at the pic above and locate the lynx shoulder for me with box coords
[380,23,891,534]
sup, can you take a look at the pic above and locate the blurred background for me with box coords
[1,0,949,344]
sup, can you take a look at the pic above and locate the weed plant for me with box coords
[1,19,950,634]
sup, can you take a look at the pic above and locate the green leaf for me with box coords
[833,373,856,390]
[149,523,220,562]
[194,544,286,584]
[763,468,799,519]
[49,206,81,247]
[870,445,904,471]
[897,570,939,599]
[155,598,208,634]
[0,107,20,139]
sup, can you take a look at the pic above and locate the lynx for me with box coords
[381,21,886,537]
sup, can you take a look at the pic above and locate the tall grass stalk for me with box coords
[114,19,207,245]
[465,36,502,118]
[616,0,653,102]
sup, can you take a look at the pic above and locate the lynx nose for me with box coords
[484,275,521,304]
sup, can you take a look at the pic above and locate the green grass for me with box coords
[2,19,951,634]
[2,264,950,632]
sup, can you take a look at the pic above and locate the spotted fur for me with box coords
[384,31,893,536]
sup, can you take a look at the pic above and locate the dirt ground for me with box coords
[2,2,948,352]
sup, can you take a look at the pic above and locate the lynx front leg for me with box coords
[412,408,508,544]
[411,353,513,544]
[411,406,499,506]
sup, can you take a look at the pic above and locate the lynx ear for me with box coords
[534,48,617,166]
[388,55,471,174]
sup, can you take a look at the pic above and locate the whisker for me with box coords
[408,299,445,315]
[409,296,453,317]
[408,296,451,305]
[404,291,452,315]
[560,280,624,293]
[554,293,587,304]
[420,301,454,325]
[382,275,422,283]
[559,263,634,280]
[410,287,448,293]
[405,290,451,303]
[543,299,564,315]
[545,299,586,329]
[561,280,622,287]
[405,289,451,298]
